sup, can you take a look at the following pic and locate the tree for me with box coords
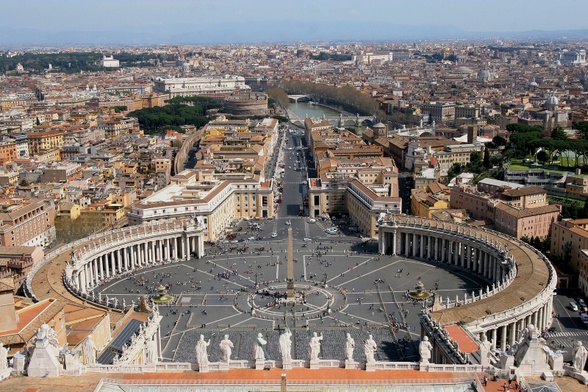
[573,121,588,139]
[483,145,490,168]
[550,127,568,140]
[265,87,290,109]
[536,150,549,163]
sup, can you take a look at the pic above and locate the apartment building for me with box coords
[551,219,588,275]
[0,140,17,164]
[0,198,56,247]
[411,182,450,218]
[494,203,559,239]
[421,102,456,123]
[27,129,64,156]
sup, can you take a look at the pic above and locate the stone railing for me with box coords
[421,310,469,364]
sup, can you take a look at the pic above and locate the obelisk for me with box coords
[287,227,294,298]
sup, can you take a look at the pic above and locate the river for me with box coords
[287,101,340,124]
[286,101,366,134]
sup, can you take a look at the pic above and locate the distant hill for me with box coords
[0,22,586,47]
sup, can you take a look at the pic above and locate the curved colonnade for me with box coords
[378,215,557,358]
[26,219,206,307]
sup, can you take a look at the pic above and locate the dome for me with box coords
[373,122,386,129]
[479,69,491,81]
[546,94,559,106]
[528,78,538,87]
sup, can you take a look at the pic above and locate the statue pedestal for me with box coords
[365,361,376,372]
[255,358,265,370]
[198,363,209,373]
[12,352,26,373]
[345,360,356,369]
[27,338,61,377]
[218,361,229,371]
[282,360,292,370]
[309,359,320,369]
[419,361,430,372]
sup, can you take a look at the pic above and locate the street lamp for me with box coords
[323,272,328,288]
[254,272,259,289]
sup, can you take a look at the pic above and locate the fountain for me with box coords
[151,284,173,303]
[408,281,432,300]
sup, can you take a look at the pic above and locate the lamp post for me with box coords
[323,272,328,288]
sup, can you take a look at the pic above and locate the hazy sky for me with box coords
[2,0,586,33]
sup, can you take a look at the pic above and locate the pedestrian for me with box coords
[503,382,507,392]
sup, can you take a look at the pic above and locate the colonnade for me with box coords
[378,216,557,360]
[380,229,508,283]
[66,221,205,295]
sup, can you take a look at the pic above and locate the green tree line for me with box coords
[128,99,221,135]
[506,123,588,167]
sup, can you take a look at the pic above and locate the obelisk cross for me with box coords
[287,226,294,298]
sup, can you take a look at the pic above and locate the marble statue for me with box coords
[279,328,292,363]
[345,333,355,361]
[364,335,377,364]
[419,336,433,363]
[254,333,267,360]
[82,334,98,365]
[573,341,588,373]
[219,334,234,363]
[479,334,493,366]
[0,343,7,370]
[195,334,210,368]
[309,332,323,361]
[146,338,158,364]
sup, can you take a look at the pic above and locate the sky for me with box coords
[0,0,587,44]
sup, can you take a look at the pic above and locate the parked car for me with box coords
[570,302,579,311]
[308,219,316,223]
[271,232,278,238]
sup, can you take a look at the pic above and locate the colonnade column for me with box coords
[196,235,204,258]
[500,325,507,351]
[392,231,397,256]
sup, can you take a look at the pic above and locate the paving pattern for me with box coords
[91,226,489,364]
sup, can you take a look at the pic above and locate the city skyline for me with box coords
[0,0,587,46]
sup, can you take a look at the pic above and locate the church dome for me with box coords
[546,94,559,106]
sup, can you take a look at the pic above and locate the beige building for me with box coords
[27,129,64,156]
[494,203,560,239]
[579,250,588,298]
[0,197,56,247]
[565,174,588,196]
[551,219,588,275]
[411,182,450,218]
[128,169,274,240]
[345,179,402,237]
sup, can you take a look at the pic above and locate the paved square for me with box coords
[93,226,488,364]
